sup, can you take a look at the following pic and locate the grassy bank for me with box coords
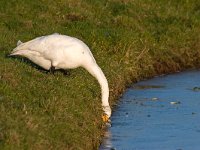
[0,0,200,149]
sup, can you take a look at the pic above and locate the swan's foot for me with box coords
[102,114,111,123]
[49,66,55,74]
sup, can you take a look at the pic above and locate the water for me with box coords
[100,70,200,150]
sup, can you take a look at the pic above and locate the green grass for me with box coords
[1,0,200,149]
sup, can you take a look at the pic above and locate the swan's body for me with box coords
[10,33,111,119]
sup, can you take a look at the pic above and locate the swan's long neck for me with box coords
[84,63,111,117]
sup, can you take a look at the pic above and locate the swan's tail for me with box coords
[17,40,23,46]
[10,41,30,55]
[11,36,44,55]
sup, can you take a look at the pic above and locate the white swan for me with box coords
[10,33,111,121]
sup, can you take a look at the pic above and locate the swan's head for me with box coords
[102,106,111,122]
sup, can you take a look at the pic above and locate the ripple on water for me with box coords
[100,70,200,150]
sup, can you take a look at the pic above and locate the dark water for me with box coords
[100,70,200,150]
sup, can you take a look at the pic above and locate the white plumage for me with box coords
[10,33,111,120]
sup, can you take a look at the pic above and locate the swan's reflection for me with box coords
[99,128,115,150]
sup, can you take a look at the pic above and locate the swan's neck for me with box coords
[84,63,111,117]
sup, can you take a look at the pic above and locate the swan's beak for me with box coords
[102,114,110,123]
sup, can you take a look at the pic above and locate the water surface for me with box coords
[100,70,200,150]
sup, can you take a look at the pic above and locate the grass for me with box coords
[0,0,200,149]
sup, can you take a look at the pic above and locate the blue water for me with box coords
[100,70,200,150]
